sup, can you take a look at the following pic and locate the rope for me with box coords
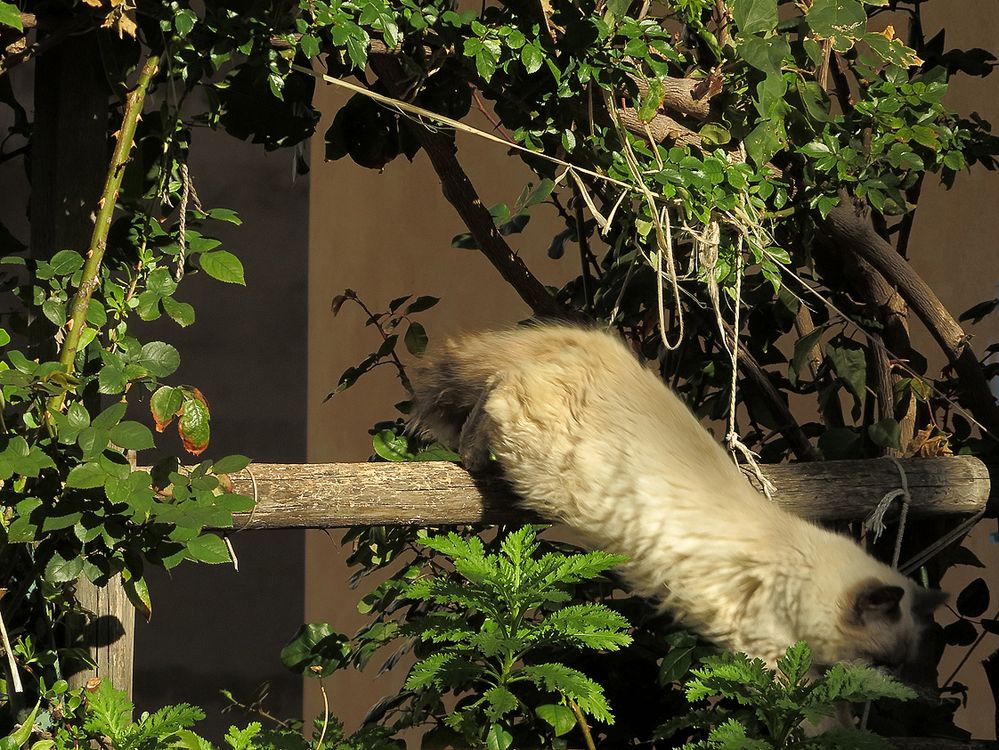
[175,162,203,282]
[863,456,912,569]
[723,246,775,500]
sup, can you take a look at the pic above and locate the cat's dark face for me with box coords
[836,578,947,686]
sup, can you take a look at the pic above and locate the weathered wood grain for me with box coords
[69,576,135,697]
[227,456,990,529]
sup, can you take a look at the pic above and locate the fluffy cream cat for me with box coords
[411,324,944,676]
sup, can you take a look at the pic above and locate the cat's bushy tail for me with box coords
[409,323,591,447]
[408,331,501,447]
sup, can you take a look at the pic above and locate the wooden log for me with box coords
[227,456,990,529]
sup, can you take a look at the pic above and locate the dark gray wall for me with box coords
[0,62,308,739]
[132,132,308,737]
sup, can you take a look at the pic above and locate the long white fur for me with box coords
[411,325,934,668]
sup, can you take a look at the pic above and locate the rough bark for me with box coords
[822,199,999,436]
[223,456,989,528]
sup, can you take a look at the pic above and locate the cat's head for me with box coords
[835,577,947,685]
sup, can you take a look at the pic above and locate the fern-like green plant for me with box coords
[659,641,917,749]
[400,525,633,749]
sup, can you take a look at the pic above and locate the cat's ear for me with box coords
[852,580,904,623]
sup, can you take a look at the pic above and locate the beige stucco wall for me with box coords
[305,83,570,727]
[305,3,999,738]
[912,3,999,738]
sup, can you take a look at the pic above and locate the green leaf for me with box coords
[807,0,867,47]
[86,298,108,327]
[405,295,439,314]
[49,249,84,276]
[299,32,321,58]
[484,686,518,720]
[42,298,67,327]
[98,363,127,394]
[795,78,832,122]
[789,325,827,385]
[110,421,156,451]
[521,42,543,74]
[800,140,833,157]
[160,297,195,328]
[207,208,242,225]
[827,339,867,404]
[67,402,90,430]
[185,533,232,564]
[776,640,812,685]
[4,701,38,748]
[520,664,614,724]
[0,1,23,31]
[136,291,162,321]
[136,341,181,378]
[731,0,777,35]
[281,624,351,677]
[66,462,106,489]
[486,724,512,750]
[45,551,84,583]
[199,251,246,285]
[123,573,153,621]
[372,429,412,461]
[743,120,785,167]
[179,397,210,455]
[78,427,111,459]
[638,78,666,122]
[699,123,731,145]
[535,704,576,736]
[706,719,772,749]
[148,268,178,297]
[404,321,428,356]
[174,8,196,36]
[212,455,252,474]
[151,386,184,431]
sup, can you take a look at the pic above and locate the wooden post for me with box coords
[69,576,135,695]
[226,456,990,528]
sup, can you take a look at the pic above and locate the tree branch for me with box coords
[614,105,704,148]
[629,74,714,121]
[736,344,823,462]
[365,52,569,320]
[821,198,999,436]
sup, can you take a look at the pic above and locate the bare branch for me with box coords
[822,198,999,435]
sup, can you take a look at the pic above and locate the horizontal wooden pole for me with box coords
[226,456,990,529]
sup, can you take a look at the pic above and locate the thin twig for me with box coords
[0,602,24,711]
[471,87,514,143]
[572,182,594,315]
